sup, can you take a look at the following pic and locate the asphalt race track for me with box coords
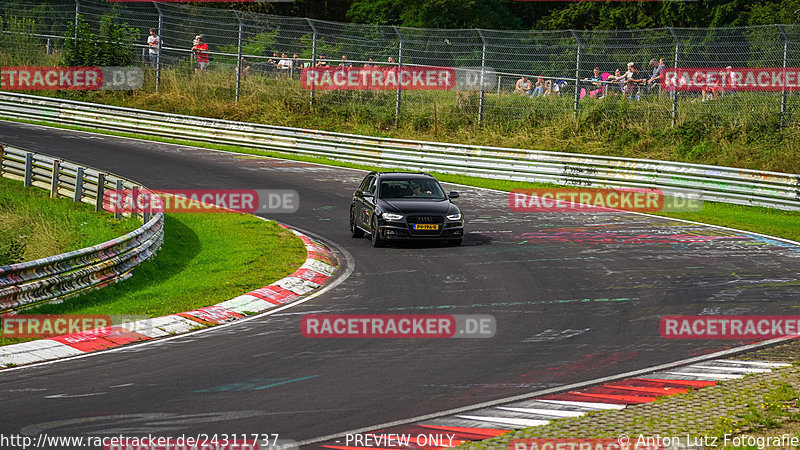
[2,120,800,448]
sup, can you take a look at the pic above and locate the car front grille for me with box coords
[407,215,444,224]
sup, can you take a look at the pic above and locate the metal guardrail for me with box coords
[0,143,164,312]
[1,91,799,211]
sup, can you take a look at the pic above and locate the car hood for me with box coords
[380,199,456,214]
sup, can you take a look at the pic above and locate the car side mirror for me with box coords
[448,191,459,199]
[363,191,374,198]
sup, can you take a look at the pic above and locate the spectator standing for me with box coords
[647,58,667,94]
[191,35,209,74]
[316,55,329,67]
[364,58,376,68]
[147,28,160,67]
[624,62,646,100]
[339,55,352,67]
[515,76,532,96]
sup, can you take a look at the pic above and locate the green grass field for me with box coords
[0,176,140,266]
[0,211,307,346]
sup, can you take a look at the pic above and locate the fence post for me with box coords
[114,179,123,219]
[74,0,80,39]
[153,2,163,92]
[24,153,33,188]
[778,25,789,129]
[306,18,318,107]
[497,75,501,96]
[234,11,244,103]
[74,166,84,203]
[570,30,581,120]
[477,29,488,124]
[393,26,403,126]
[95,173,106,212]
[668,27,680,127]
[46,38,52,55]
[50,160,60,199]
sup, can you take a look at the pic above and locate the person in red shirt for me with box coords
[191,35,209,74]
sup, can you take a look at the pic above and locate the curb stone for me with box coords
[0,224,337,369]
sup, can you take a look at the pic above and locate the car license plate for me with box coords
[414,224,439,230]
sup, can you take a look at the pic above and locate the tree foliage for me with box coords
[63,15,138,66]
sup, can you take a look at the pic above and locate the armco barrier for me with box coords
[1,91,799,210]
[0,144,164,312]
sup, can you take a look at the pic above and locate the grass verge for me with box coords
[0,212,307,346]
[0,175,140,266]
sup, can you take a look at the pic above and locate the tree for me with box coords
[63,15,138,66]
[347,0,522,29]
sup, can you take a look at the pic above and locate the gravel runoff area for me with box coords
[459,340,800,449]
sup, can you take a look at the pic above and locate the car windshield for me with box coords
[379,179,446,200]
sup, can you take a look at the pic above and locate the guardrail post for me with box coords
[50,160,61,198]
[234,11,244,103]
[570,30,582,120]
[95,173,106,212]
[0,145,4,177]
[114,179,123,219]
[778,25,789,129]
[393,26,404,127]
[153,2,163,92]
[668,28,680,127]
[132,185,140,222]
[477,29,488,125]
[306,18,318,107]
[74,167,84,203]
[24,153,33,187]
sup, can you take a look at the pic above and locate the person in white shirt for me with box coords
[147,28,160,66]
[277,53,292,72]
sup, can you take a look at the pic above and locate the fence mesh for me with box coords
[1,0,799,128]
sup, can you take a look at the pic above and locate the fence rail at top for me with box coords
[2,0,800,125]
[2,91,798,212]
[0,144,164,312]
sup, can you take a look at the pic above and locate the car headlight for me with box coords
[446,213,462,221]
[382,212,403,220]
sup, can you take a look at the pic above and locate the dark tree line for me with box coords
[195,0,800,30]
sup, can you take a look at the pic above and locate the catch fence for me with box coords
[1,0,800,126]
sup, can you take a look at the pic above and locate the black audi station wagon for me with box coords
[350,172,464,247]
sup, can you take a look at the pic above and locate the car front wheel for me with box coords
[371,216,384,247]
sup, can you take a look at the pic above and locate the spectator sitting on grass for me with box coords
[606,68,626,95]
[532,76,545,97]
[515,76,532,96]
[277,53,292,72]
[267,51,280,69]
[237,56,251,77]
